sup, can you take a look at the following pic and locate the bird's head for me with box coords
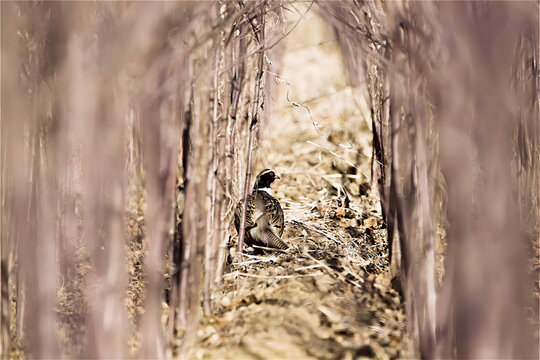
[253,169,280,194]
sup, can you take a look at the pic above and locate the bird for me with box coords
[234,169,288,250]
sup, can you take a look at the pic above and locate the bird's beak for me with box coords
[275,174,281,180]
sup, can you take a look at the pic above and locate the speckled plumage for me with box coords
[235,170,287,250]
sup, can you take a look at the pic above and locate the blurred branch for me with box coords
[237,2,267,262]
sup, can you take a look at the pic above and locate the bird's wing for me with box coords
[234,194,256,232]
[259,192,285,236]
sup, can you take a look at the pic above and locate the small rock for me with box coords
[255,288,265,300]
[197,325,214,339]
[373,283,387,297]
[336,208,347,218]
[220,296,231,307]
[363,217,378,228]
[375,273,391,288]
[354,344,376,359]
[346,226,363,238]
[223,311,234,322]
[377,334,391,346]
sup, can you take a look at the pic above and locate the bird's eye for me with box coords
[269,172,274,178]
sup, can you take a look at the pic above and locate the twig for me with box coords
[294,264,324,272]
[242,253,279,260]
[291,219,343,245]
[223,271,324,279]
[237,3,267,262]
[321,173,364,179]
[266,70,313,120]
[243,1,315,58]
[232,258,276,266]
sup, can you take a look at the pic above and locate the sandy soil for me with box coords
[187,10,408,360]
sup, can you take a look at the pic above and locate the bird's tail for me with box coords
[259,228,289,250]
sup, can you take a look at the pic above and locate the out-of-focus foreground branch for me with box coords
[321,1,539,358]
[1,1,282,357]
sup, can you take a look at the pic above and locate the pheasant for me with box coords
[235,169,288,250]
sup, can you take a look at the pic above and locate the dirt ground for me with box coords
[186,11,408,360]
